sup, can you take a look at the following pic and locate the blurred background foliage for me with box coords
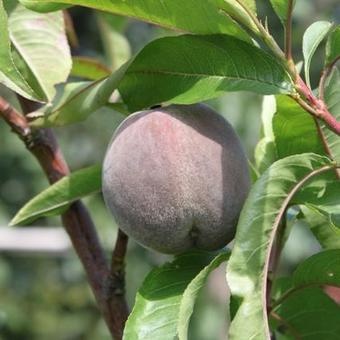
[0,0,339,339]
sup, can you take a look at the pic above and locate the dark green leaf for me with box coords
[119,34,294,111]
[273,285,340,340]
[273,95,325,158]
[124,251,229,340]
[10,164,101,225]
[293,249,340,287]
[226,154,334,340]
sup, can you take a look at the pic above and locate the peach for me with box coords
[102,104,250,254]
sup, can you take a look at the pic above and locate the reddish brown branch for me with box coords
[0,95,129,339]
[295,76,340,135]
[313,117,340,179]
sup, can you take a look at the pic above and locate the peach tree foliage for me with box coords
[0,0,340,339]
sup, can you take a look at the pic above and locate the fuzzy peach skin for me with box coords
[102,104,250,254]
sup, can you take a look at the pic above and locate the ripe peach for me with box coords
[102,104,250,254]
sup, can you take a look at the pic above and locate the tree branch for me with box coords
[0,95,129,339]
[295,76,340,135]
[313,117,340,179]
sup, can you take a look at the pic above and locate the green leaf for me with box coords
[302,206,340,249]
[299,180,340,215]
[294,174,340,232]
[254,95,278,173]
[0,1,71,101]
[221,0,259,34]
[177,252,230,339]
[7,2,72,101]
[96,12,131,71]
[123,251,229,340]
[29,61,129,127]
[326,25,340,65]
[293,249,340,288]
[303,21,333,88]
[30,0,250,40]
[226,153,335,340]
[10,164,101,225]
[18,0,71,12]
[272,285,340,340]
[323,68,340,163]
[119,34,294,111]
[270,0,296,25]
[273,95,325,158]
[254,138,277,174]
[0,0,41,100]
[71,56,111,80]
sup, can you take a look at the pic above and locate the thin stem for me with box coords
[271,281,340,313]
[295,76,340,135]
[0,95,129,339]
[106,229,129,301]
[271,285,312,312]
[223,0,339,135]
[112,229,129,273]
[234,0,286,61]
[285,0,294,62]
[313,117,340,179]
[267,216,287,311]
[270,311,302,340]
[318,55,340,101]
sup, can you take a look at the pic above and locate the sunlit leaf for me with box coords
[29,61,129,127]
[255,95,278,173]
[227,153,334,340]
[0,1,71,101]
[30,0,250,40]
[10,164,101,225]
[119,34,294,111]
[7,2,71,101]
[303,21,333,87]
[0,0,41,100]
[221,0,259,34]
[18,0,71,12]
